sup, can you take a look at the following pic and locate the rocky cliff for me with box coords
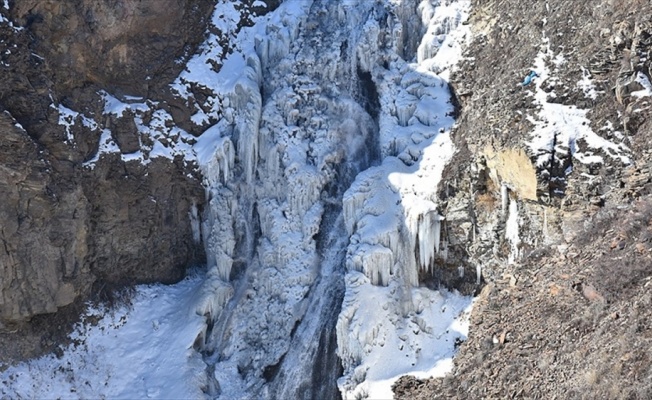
[395,0,652,398]
[0,0,211,360]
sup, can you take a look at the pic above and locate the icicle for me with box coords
[505,199,521,264]
[417,32,441,63]
[246,55,263,86]
[415,211,442,275]
[195,269,234,322]
[202,188,237,281]
[476,263,482,285]
[254,35,269,70]
[231,77,262,184]
[394,91,418,127]
[267,145,281,182]
[342,194,360,235]
[189,202,201,243]
[266,25,292,65]
[203,137,235,185]
[348,244,393,286]
[286,166,322,217]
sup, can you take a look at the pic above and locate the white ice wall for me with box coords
[336,0,472,397]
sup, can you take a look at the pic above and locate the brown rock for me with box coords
[0,111,91,321]
[581,284,605,303]
[0,0,209,327]
[8,0,214,97]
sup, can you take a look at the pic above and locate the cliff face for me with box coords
[9,0,212,96]
[0,0,209,338]
[395,0,652,398]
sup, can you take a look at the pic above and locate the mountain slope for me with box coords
[395,0,652,398]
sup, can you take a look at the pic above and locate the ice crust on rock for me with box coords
[505,197,521,265]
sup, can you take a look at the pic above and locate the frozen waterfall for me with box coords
[189,0,474,399]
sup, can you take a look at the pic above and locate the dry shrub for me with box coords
[475,192,496,212]
[90,280,136,311]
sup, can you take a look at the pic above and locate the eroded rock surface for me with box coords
[8,0,213,96]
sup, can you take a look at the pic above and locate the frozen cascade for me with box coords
[265,214,348,400]
[192,1,393,398]
[336,0,472,398]
[187,0,472,399]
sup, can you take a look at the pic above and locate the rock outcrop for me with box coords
[8,0,213,97]
[0,0,209,347]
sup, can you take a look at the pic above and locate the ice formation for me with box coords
[162,0,473,396]
[336,1,473,397]
[505,197,521,265]
[181,0,475,397]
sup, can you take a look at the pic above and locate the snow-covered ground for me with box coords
[338,279,472,399]
[0,274,208,399]
[1,0,476,399]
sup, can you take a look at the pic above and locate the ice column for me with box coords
[506,199,521,264]
[230,61,263,184]
[417,211,443,274]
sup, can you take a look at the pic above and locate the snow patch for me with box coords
[100,90,151,117]
[82,129,120,169]
[527,39,630,167]
[577,67,600,100]
[0,1,22,31]
[632,71,652,98]
[56,104,99,144]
